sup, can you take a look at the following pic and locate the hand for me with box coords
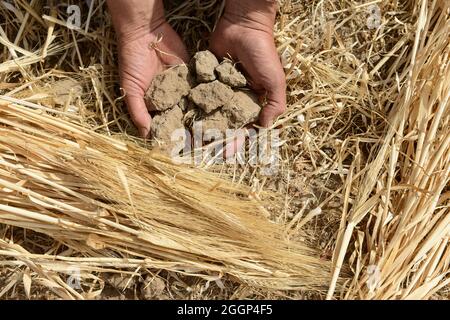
[107,0,188,137]
[210,0,286,128]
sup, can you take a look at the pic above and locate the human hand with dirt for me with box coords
[210,0,287,128]
[107,0,188,137]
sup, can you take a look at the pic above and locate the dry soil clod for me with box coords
[148,50,263,149]
[195,110,230,137]
[188,80,234,114]
[215,61,247,88]
[145,65,191,111]
[223,91,261,128]
[150,105,186,151]
[193,50,219,82]
[52,78,83,105]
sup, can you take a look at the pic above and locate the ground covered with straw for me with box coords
[0,0,449,300]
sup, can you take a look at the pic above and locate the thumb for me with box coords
[259,81,286,128]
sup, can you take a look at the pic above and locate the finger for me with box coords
[259,79,287,128]
[209,33,234,62]
[126,95,152,138]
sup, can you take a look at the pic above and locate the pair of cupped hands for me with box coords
[107,0,286,138]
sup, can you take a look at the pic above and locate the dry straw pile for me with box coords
[0,0,449,299]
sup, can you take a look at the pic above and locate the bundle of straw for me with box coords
[0,102,331,299]
[0,0,448,300]
[327,0,450,299]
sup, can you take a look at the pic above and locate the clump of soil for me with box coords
[145,50,262,152]
[150,105,185,149]
[189,80,234,113]
[193,51,219,82]
[216,60,247,88]
[145,65,192,111]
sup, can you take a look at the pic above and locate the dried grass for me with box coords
[0,102,333,299]
[0,0,448,300]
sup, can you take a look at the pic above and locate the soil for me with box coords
[216,60,247,88]
[195,110,229,136]
[145,65,192,111]
[193,50,219,82]
[189,80,234,113]
[150,105,186,152]
[222,91,261,128]
[145,50,262,151]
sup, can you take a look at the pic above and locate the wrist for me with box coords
[106,0,166,41]
[223,0,277,33]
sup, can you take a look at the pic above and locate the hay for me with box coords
[327,0,450,299]
[0,0,449,299]
[0,102,331,299]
